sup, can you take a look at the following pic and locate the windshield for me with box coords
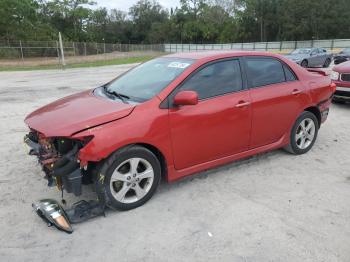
[106,57,194,102]
[291,48,311,55]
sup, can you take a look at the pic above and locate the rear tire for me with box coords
[323,58,331,68]
[95,145,161,211]
[284,111,319,155]
[301,60,308,68]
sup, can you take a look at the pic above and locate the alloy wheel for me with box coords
[295,118,316,150]
[109,157,154,204]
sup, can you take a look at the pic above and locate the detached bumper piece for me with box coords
[24,133,83,196]
[32,199,106,234]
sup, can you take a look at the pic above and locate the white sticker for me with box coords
[167,62,190,69]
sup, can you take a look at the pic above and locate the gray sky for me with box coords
[94,0,181,12]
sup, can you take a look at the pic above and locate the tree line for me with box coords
[0,0,349,44]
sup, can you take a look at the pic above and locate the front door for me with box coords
[168,59,252,170]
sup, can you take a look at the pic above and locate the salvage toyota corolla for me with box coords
[25,51,335,211]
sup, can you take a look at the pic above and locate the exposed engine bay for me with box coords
[24,130,105,233]
[24,130,91,196]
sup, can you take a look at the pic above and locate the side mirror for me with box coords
[173,91,198,106]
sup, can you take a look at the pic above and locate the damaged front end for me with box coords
[25,130,106,233]
[24,130,90,196]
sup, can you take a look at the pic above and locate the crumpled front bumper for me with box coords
[24,133,83,196]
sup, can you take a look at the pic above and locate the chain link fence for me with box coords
[165,39,350,53]
[1,39,350,67]
[0,40,164,59]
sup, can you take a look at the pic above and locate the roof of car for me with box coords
[164,50,281,60]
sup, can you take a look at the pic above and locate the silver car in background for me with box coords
[284,48,333,68]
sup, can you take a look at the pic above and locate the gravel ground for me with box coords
[0,64,349,262]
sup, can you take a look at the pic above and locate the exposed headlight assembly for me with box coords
[32,199,73,234]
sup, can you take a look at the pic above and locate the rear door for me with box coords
[168,58,252,170]
[309,49,319,67]
[244,56,308,148]
[318,48,328,66]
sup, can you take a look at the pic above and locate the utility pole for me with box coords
[58,32,66,67]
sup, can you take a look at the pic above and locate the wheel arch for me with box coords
[107,142,168,182]
[136,143,168,181]
[304,106,321,128]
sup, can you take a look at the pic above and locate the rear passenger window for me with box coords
[283,65,297,81]
[246,57,285,88]
[179,59,243,100]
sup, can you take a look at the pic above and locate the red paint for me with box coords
[25,90,135,137]
[25,51,333,182]
[173,91,198,106]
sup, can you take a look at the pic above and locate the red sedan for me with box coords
[25,51,335,210]
[331,60,350,103]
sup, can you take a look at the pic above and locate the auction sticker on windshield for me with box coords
[167,62,191,69]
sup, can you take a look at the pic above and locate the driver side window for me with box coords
[179,59,243,100]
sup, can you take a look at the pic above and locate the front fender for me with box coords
[72,104,173,168]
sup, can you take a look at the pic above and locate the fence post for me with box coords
[241,42,243,50]
[331,39,334,50]
[84,42,87,56]
[56,41,60,62]
[96,42,98,54]
[265,42,268,51]
[294,40,297,49]
[58,32,66,67]
[253,42,256,50]
[280,41,283,51]
[72,42,76,56]
[103,42,106,54]
[19,40,24,60]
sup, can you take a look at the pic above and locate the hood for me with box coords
[25,89,135,137]
[333,61,350,74]
[284,54,308,61]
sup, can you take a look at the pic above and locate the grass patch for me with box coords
[0,56,156,71]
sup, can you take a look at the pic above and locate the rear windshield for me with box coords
[106,57,194,101]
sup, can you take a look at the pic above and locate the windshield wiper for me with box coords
[103,85,130,104]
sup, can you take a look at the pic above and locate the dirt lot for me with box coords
[0,65,349,262]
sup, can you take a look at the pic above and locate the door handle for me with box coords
[292,89,302,95]
[235,101,250,108]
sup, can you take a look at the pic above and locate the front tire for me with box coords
[284,111,319,155]
[95,145,161,211]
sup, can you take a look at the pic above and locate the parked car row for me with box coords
[284,48,332,68]
[333,48,350,65]
[284,48,350,68]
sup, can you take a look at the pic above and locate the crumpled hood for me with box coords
[25,89,135,137]
[284,54,308,61]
